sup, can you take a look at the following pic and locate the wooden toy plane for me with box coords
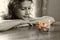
[36,20,50,31]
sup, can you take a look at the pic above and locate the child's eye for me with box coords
[28,8,31,9]
[21,8,25,10]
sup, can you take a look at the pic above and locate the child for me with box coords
[0,0,55,31]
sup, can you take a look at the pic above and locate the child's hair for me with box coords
[5,0,33,19]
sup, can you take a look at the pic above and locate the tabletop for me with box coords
[0,25,60,40]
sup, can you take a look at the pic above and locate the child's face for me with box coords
[15,1,32,19]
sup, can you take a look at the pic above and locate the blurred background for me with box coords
[0,0,60,22]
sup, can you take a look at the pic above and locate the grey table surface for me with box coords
[0,25,60,40]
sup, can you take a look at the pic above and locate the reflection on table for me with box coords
[0,25,60,40]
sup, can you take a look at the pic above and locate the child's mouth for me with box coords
[23,15,30,18]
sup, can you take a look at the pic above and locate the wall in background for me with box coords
[31,0,42,18]
[0,0,10,20]
[35,0,42,17]
[0,0,10,15]
[47,0,60,21]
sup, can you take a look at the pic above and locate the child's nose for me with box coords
[25,12,29,15]
[25,10,30,15]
